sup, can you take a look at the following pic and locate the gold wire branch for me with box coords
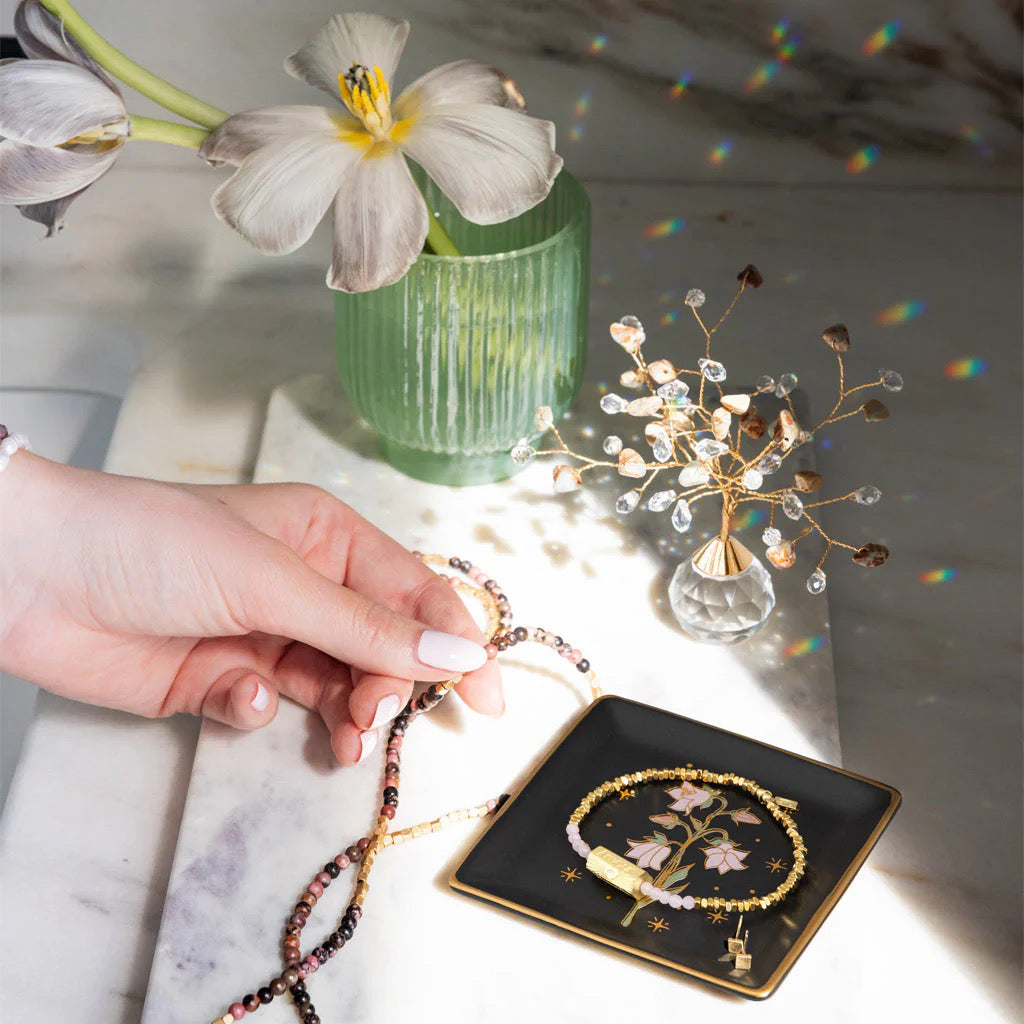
[517,266,899,587]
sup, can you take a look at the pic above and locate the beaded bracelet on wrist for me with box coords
[567,768,806,914]
[210,554,602,1024]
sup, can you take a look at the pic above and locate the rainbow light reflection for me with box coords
[777,39,798,61]
[730,507,765,531]
[568,124,584,142]
[745,60,780,93]
[875,299,926,325]
[772,19,790,44]
[784,635,827,658]
[644,217,686,238]
[846,144,880,173]
[590,34,607,53]
[670,72,692,98]
[863,20,901,56]
[919,568,957,584]
[944,357,988,380]
[574,90,592,117]
[660,311,679,326]
[708,139,733,165]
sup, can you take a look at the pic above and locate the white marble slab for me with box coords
[140,371,842,1022]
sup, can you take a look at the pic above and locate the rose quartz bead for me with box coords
[307,881,324,898]
[569,649,582,664]
[681,895,696,910]
[229,1004,246,1020]
[334,853,351,870]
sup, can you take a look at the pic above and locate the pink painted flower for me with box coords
[625,838,671,871]
[666,781,712,815]
[730,808,761,825]
[648,813,680,828]
[701,841,749,874]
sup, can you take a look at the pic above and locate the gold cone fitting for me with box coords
[691,535,754,578]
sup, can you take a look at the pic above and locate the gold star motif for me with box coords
[617,788,636,801]
[766,857,788,874]
[706,910,729,925]
[648,916,670,933]
[560,867,582,883]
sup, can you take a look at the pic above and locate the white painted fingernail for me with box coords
[417,630,487,672]
[250,679,269,711]
[369,693,402,730]
[357,729,379,763]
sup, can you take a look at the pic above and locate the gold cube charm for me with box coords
[726,937,745,954]
[734,952,753,971]
[585,846,653,899]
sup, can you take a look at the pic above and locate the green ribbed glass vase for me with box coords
[335,169,590,485]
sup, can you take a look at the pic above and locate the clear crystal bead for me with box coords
[602,435,623,455]
[510,439,534,466]
[652,436,673,463]
[854,485,882,505]
[755,453,781,475]
[647,489,677,512]
[694,437,729,461]
[756,375,775,392]
[762,527,782,547]
[775,373,798,397]
[806,568,827,594]
[698,358,727,383]
[670,499,693,532]
[678,462,709,487]
[782,490,804,520]
[669,554,776,644]
[620,314,643,331]
[796,429,813,447]
[684,288,706,308]
[657,379,690,405]
[600,393,628,414]
[615,491,640,514]
[879,368,903,392]
[742,469,763,490]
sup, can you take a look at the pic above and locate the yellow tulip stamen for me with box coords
[337,62,394,141]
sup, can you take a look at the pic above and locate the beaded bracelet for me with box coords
[210,554,602,1024]
[567,768,806,916]
[0,425,31,472]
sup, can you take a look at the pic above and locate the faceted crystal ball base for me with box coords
[668,555,776,644]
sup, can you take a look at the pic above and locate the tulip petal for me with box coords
[393,60,526,120]
[210,133,358,256]
[400,104,562,225]
[14,0,119,90]
[328,148,427,293]
[0,59,125,148]
[285,13,409,99]
[199,105,363,166]
[0,137,119,204]
[16,185,88,236]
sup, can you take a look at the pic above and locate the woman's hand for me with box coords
[0,453,503,764]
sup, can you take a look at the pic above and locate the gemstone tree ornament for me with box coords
[520,266,901,642]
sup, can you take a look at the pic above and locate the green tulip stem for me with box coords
[127,115,209,149]
[422,203,461,257]
[38,0,229,129]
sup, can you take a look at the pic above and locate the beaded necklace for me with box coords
[210,554,601,1024]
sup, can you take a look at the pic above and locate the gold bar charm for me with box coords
[775,796,799,811]
[585,846,653,899]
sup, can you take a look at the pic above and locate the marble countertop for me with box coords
[0,1,1020,1018]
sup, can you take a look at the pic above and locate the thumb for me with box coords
[201,669,279,731]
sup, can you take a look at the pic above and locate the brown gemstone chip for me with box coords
[852,543,889,568]
[740,408,767,438]
[862,399,890,421]
[822,324,850,352]
[738,264,763,288]
[793,471,823,493]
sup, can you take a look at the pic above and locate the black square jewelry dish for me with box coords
[450,695,900,999]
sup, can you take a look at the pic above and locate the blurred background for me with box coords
[1,0,1021,1019]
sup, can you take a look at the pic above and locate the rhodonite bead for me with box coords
[257,987,273,1004]
[345,846,362,862]
[315,871,331,886]
[577,659,590,673]
[347,904,362,919]
[314,947,328,964]
[339,921,354,940]
[270,978,288,996]
[324,862,340,879]
[293,992,310,1007]
[307,882,324,898]
[228,1004,246,1021]
[289,913,306,927]
[243,994,260,1012]
[303,1014,320,1024]
[333,853,350,870]
[381,804,396,819]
